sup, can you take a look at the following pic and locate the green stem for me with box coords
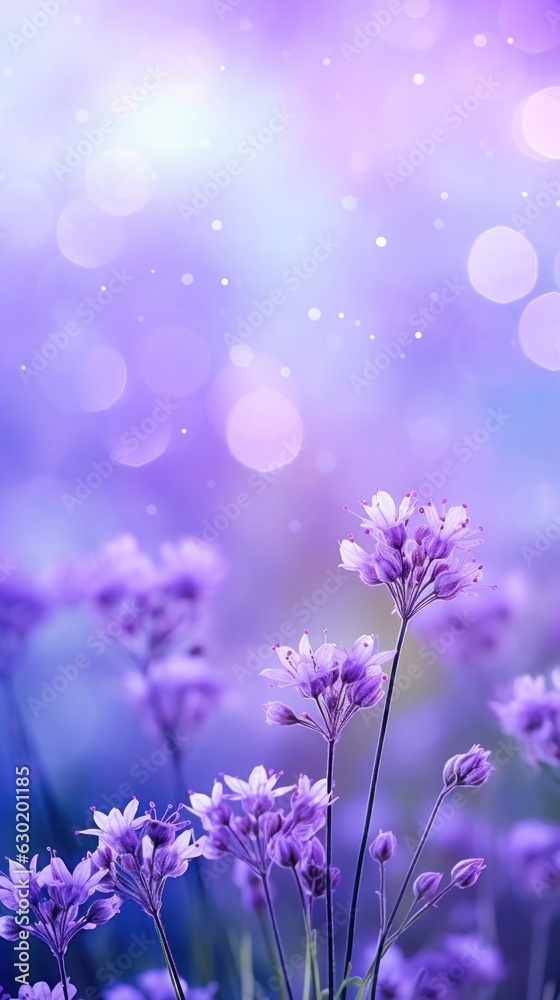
[369,786,450,998]
[262,874,294,1000]
[342,617,409,990]
[152,908,186,1000]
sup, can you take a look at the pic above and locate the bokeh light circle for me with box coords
[468,226,537,302]
[57,198,125,267]
[141,325,211,397]
[85,148,156,216]
[521,88,560,159]
[226,389,303,471]
[518,292,560,370]
[40,342,127,412]
[499,0,560,53]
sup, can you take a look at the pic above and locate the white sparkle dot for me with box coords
[181,428,187,434]
[338,312,344,319]
[342,195,357,211]
[507,36,514,44]
[289,520,301,532]
[355,320,361,327]
[308,307,321,321]
[415,331,422,339]
[487,150,494,158]
[4,67,13,77]
[181,273,194,285]
[75,109,89,123]
[376,236,387,247]
[280,366,291,377]
[440,191,449,200]
[521,191,528,198]
[434,219,444,229]
[221,278,229,285]
[20,365,26,370]
[100,285,106,291]
[556,201,560,207]
[150,269,156,274]
[400,353,405,359]
[220,65,226,70]
[146,504,157,516]
[322,57,331,66]
[229,343,254,367]
[199,137,210,149]
[211,219,223,231]
[369,334,375,340]
[413,73,425,85]
[474,34,487,47]
[240,18,252,30]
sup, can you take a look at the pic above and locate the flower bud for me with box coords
[413,871,443,902]
[269,832,302,868]
[348,673,385,709]
[451,858,486,888]
[263,702,300,727]
[369,830,397,864]
[443,745,494,788]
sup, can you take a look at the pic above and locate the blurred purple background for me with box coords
[2,0,560,994]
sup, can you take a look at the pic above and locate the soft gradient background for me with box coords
[1,0,560,995]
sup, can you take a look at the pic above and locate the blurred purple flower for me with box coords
[123,651,224,740]
[410,933,503,998]
[340,491,488,620]
[505,819,560,900]
[261,631,393,740]
[75,534,225,661]
[103,969,217,1000]
[12,985,78,1000]
[492,672,560,768]
[0,572,49,675]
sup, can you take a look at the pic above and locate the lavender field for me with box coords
[1,0,560,998]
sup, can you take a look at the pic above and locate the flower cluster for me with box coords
[77,534,225,662]
[124,651,224,741]
[505,819,560,899]
[261,631,393,740]
[377,933,503,999]
[492,672,560,768]
[0,854,120,957]
[104,968,217,1000]
[79,798,204,915]
[189,765,333,894]
[8,985,78,1000]
[340,491,487,619]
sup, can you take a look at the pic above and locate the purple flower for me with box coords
[223,765,294,816]
[76,534,225,661]
[261,632,392,741]
[492,672,560,768]
[78,798,147,853]
[103,969,217,1000]
[413,871,443,901]
[450,858,486,888]
[505,820,560,899]
[0,572,49,675]
[13,985,78,1000]
[0,852,120,959]
[86,802,205,914]
[124,652,223,739]
[297,837,338,900]
[341,491,489,620]
[442,745,494,787]
[369,830,397,864]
